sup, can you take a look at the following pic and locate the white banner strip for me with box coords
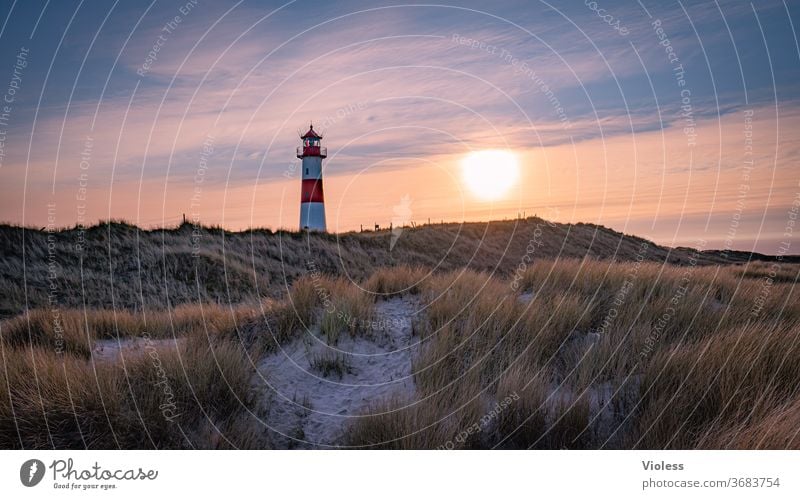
[1,450,797,498]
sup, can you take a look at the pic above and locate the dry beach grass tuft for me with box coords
[1,219,798,449]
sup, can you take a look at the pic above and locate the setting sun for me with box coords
[461,150,520,201]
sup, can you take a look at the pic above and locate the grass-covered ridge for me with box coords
[1,217,791,319]
[2,217,798,449]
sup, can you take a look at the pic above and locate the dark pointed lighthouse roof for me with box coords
[301,124,322,139]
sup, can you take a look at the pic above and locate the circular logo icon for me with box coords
[20,459,45,487]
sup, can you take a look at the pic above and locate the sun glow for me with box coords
[461,149,520,201]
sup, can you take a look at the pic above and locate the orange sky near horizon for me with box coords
[17,103,799,256]
[2,1,800,257]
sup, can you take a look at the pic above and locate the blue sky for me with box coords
[0,0,798,252]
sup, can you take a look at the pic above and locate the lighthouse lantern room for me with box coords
[297,124,327,231]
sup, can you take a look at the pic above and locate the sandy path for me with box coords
[257,296,419,448]
[92,337,183,362]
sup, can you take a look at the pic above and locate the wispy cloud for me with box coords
[0,0,797,253]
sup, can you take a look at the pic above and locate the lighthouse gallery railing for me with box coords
[297,146,327,157]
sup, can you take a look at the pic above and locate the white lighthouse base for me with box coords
[300,202,326,231]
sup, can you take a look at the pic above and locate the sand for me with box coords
[92,337,183,362]
[256,296,420,448]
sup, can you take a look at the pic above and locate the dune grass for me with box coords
[0,294,316,449]
[0,270,382,449]
[0,333,260,449]
[634,320,800,449]
[362,265,429,296]
[4,216,768,318]
[2,256,799,449]
[344,258,800,449]
[0,303,260,358]
[310,350,352,379]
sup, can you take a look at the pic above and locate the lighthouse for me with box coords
[297,124,327,231]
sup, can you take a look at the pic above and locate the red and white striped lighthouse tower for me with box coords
[297,124,327,231]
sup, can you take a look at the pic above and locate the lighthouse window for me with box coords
[305,168,308,174]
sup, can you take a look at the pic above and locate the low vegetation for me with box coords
[310,350,353,379]
[0,335,260,449]
[344,259,800,449]
[1,222,798,449]
[0,273,374,449]
[2,217,787,318]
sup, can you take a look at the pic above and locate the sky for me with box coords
[0,0,798,253]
